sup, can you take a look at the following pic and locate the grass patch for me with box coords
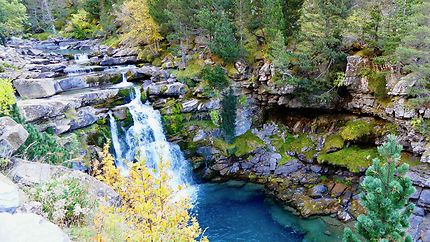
[284,134,315,153]
[317,146,379,173]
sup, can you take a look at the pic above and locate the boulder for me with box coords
[14,79,60,99]
[100,56,137,66]
[418,189,430,210]
[0,117,29,158]
[0,174,21,213]
[10,160,120,206]
[389,73,419,96]
[274,160,303,176]
[147,82,187,97]
[0,213,70,242]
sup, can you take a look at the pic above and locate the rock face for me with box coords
[0,213,70,242]
[0,117,29,158]
[10,159,120,206]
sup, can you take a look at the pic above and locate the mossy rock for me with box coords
[284,134,315,153]
[322,134,345,153]
[232,131,265,157]
[340,120,372,142]
[317,146,378,173]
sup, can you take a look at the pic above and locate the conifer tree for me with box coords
[220,88,237,143]
[343,134,416,242]
[395,0,430,105]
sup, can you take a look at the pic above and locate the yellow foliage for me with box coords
[0,78,16,116]
[117,0,162,54]
[93,143,207,241]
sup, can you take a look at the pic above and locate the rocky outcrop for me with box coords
[9,159,120,206]
[0,213,70,242]
[0,117,28,158]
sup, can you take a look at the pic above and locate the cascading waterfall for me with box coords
[108,86,195,197]
[74,53,89,64]
[108,111,129,176]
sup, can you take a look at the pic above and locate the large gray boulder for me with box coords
[0,174,22,213]
[0,213,70,242]
[14,78,60,99]
[10,160,120,206]
[0,117,29,158]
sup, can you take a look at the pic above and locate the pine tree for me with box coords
[394,0,430,105]
[220,88,237,143]
[297,0,349,77]
[343,135,416,242]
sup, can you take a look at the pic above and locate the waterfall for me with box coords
[74,53,89,65]
[109,86,195,196]
[114,72,133,88]
[108,111,129,176]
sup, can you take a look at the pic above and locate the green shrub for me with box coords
[0,158,10,170]
[32,176,94,227]
[220,88,237,143]
[340,120,372,142]
[0,79,16,116]
[11,106,72,165]
[201,64,229,89]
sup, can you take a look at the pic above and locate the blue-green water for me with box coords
[195,181,345,242]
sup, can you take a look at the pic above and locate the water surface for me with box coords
[195,181,345,242]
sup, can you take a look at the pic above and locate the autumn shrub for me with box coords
[31,176,95,227]
[92,143,207,241]
[0,78,16,116]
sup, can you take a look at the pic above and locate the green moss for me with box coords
[185,120,217,131]
[213,138,231,157]
[118,89,131,99]
[278,155,295,166]
[102,36,121,48]
[232,131,265,157]
[322,134,345,153]
[317,146,379,172]
[284,134,314,153]
[172,59,205,81]
[340,120,372,142]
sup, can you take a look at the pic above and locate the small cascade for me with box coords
[110,86,195,196]
[114,72,133,88]
[74,53,89,65]
[108,111,129,176]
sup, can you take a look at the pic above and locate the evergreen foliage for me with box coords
[343,135,416,242]
[0,0,27,44]
[394,1,430,105]
[201,64,229,89]
[11,106,72,165]
[220,88,237,143]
